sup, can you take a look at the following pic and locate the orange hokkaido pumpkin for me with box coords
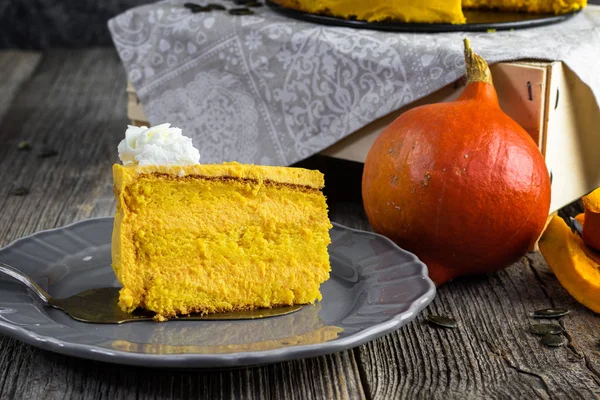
[362,39,552,285]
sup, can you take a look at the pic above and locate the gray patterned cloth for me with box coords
[108,1,600,166]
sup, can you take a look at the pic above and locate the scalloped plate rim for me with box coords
[0,217,436,368]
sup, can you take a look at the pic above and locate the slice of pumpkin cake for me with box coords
[112,123,332,321]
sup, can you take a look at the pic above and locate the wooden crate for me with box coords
[126,61,600,213]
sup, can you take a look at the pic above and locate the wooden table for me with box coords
[0,48,598,400]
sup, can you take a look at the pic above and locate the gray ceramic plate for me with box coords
[0,217,435,368]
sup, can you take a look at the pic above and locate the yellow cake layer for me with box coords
[462,0,586,14]
[272,0,586,23]
[112,163,332,320]
[274,0,466,23]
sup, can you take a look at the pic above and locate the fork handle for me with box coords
[0,262,51,305]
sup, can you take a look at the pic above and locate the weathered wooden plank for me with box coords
[0,49,365,400]
[0,51,42,122]
[0,339,365,400]
[528,251,600,387]
[0,0,149,49]
[355,257,599,400]
[0,49,122,244]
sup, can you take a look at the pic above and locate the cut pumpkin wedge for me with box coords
[538,215,600,314]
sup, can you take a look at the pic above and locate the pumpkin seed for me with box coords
[425,314,457,329]
[183,2,212,12]
[192,5,213,12]
[12,187,29,196]
[229,7,255,15]
[532,308,570,318]
[17,141,32,151]
[183,2,201,9]
[207,3,227,10]
[541,334,568,348]
[38,148,58,158]
[529,323,563,336]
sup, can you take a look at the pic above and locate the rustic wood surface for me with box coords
[0,49,598,400]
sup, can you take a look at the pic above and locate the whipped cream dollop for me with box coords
[117,123,200,166]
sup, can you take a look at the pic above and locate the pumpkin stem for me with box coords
[464,38,493,85]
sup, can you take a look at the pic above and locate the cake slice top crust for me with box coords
[113,162,325,191]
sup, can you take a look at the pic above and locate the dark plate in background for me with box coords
[266,1,580,32]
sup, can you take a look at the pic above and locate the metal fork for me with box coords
[0,262,301,324]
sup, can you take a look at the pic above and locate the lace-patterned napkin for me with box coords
[108,1,600,166]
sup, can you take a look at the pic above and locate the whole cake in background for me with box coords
[271,0,587,24]
[111,123,332,321]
